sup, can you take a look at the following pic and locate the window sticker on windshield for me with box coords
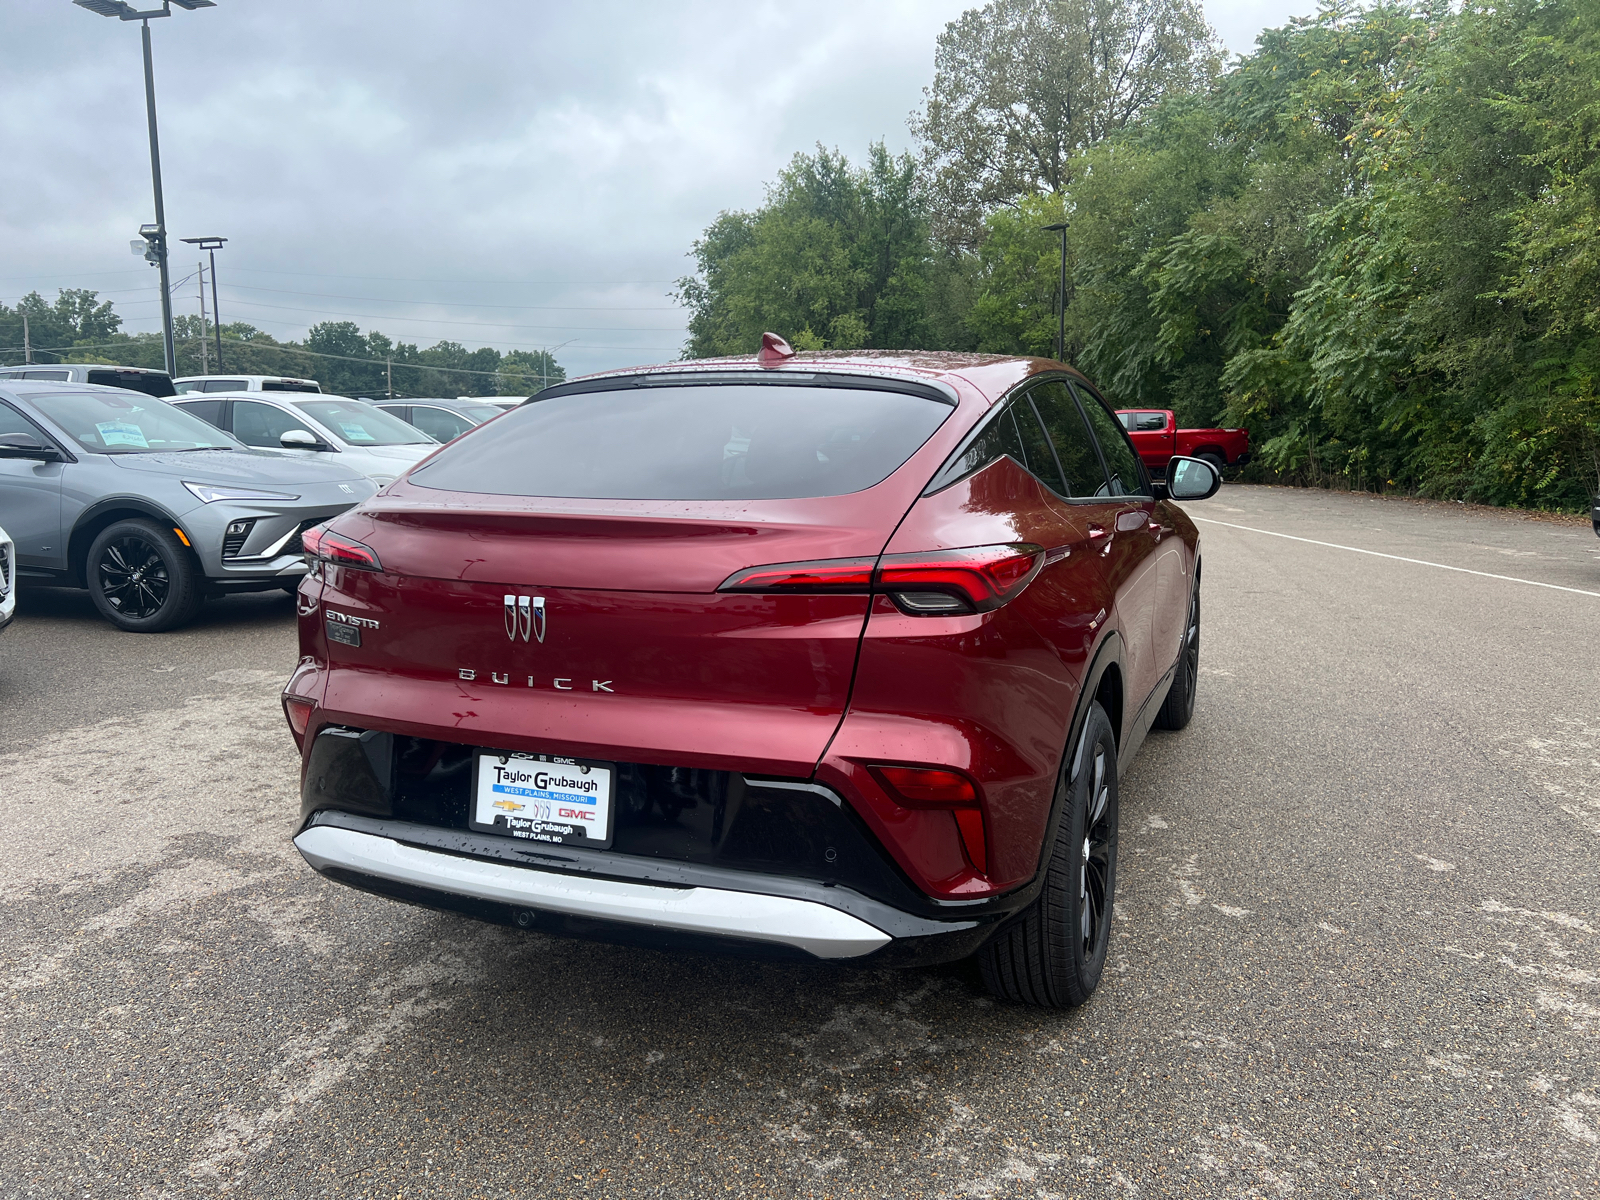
[96,421,150,449]
[338,422,376,443]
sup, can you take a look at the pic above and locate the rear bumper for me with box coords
[295,810,1011,966]
[296,823,891,959]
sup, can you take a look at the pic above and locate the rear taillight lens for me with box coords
[869,765,987,874]
[718,543,1043,616]
[875,544,1042,614]
[282,696,314,747]
[718,558,876,593]
[301,524,382,571]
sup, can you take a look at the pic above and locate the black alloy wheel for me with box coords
[86,519,204,633]
[1154,576,1200,731]
[979,701,1119,1008]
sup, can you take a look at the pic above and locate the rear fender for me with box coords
[1032,630,1126,885]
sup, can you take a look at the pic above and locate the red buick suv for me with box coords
[284,344,1221,1007]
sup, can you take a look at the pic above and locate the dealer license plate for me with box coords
[470,750,614,848]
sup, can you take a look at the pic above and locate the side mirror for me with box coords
[0,431,61,461]
[1165,456,1221,501]
[280,428,325,449]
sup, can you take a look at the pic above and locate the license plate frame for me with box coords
[469,749,616,849]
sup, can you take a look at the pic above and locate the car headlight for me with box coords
[184,482,301,504]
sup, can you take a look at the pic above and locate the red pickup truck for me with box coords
[1115,409,1250,477]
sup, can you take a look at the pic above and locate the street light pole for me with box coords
[139,18,175,376]
[1042,221,1068,364]
[75,1,217,376]
[182,236,227,370]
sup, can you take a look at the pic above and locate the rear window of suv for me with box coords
[408,381,951,500]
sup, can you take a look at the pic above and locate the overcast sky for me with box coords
[0,0,1313,379]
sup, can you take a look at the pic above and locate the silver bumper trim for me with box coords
[293,825,892,960]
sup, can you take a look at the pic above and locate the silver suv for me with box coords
[0,380,376,632]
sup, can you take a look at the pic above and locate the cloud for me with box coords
[0,0,1311,377]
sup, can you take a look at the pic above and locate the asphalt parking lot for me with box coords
[2,484,1597,1199]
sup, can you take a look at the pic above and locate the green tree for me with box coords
[498,349,566,395]
[676,142,933,357]
[911,0,1221,247]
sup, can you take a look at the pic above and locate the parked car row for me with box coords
[0,379,382,631]
[0,362,536,632]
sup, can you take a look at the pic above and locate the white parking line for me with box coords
[1193,517,1600,599]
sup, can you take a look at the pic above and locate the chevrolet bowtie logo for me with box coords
[504,594,546,643]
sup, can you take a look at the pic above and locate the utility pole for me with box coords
[386,356,393,398]
[21,313,31,364]
[196,261,209,374]
[182,236,226,371]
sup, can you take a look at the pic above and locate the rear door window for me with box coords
[178,399,225,428]
[1028,382,1111,498]
[408,405,474,442]
[1074,384,1151,498]
[410,382,951,500]
[926,402,1031,492]
[233,400,308,449]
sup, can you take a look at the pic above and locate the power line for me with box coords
[216,295,685,333]
[227,266,678,286]
[5,334,684,362]
[222,282,679,311]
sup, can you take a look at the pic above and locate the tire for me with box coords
[279,579,301,595]
[1153,577,1200,731]
[85,519,205,632]
[1198,451,1227,476]
[979,702,1119,1008]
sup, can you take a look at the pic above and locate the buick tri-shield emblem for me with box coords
[504,594,546,643]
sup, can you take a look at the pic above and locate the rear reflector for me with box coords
[870,765,977,805]
[301,524,382,572]
[282,696,314,744]
[868,765,988,874]
[718,543,1043,616]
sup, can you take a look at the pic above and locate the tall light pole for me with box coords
[181,236,226,371]
[75,0,217,376]
[1042,222,1068,364]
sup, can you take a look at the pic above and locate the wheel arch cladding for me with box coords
[70,501,191,587]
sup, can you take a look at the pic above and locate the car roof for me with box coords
[0,363,171,375]
[173,374,318,383]
[174,390,365,403]
[0,378,156,395]
[561,350,1091,406]
[384,397,501,411]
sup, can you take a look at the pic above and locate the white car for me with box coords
[171,393,439,487]
[0,522,14,634]
[174,374,322,394]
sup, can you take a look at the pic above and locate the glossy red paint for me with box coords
[294,351,1201,907]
